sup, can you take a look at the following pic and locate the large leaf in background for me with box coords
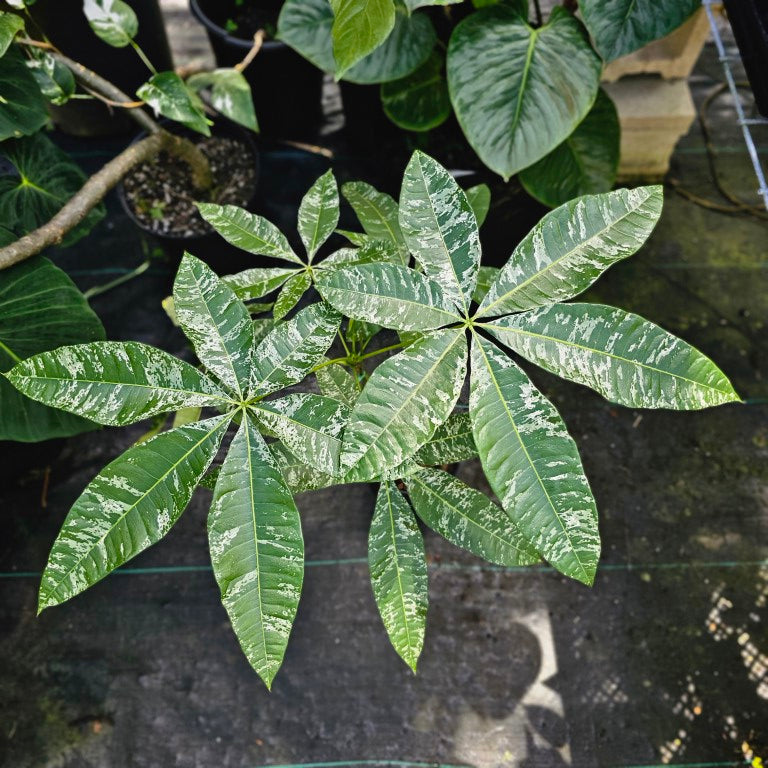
[400,151,481,312]
[83,0,138,47]
[250,303,341,397]
[187,69,258,132]
[26,49,76,105]
[408,468,539,566]
[368,481,427,671]
[485,304,741,410]
[381,51,451,132]
[519,89,620,209]
[7,341,231,426]
[137,72,210,136]
[38,415,229,611]
[580,0,700,62]
[198,203,302,264]
[174,254,254,398]
[0,256,104,442]
[0,132,105,245]
[330,0,396,78]
[317,262,461,332]
[477,186,663,318]
[469,334,599,585]
[414,412,476,465]
[0,12,24,58]
[209,414,304,689]
[341,328,467,481]
[0,45,47,141]
[342,182,406,249]
[447,6,601,180]
[298,169,339,260]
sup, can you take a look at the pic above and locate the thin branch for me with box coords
[235,30,265,73]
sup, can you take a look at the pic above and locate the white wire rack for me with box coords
[702,0,768,211]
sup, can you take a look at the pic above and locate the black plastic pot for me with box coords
[25,0,173,137]
[723,0,768,117]
[118,120,260,273]
[189,0,324,140]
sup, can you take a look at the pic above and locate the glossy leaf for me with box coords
[485,304,741,410]
[83,0,137,47]
[466,183,491,227]
[469,334,599,584]
[7,341,231,426]
[472,265,498,304]
[298,169,339,260]
[342,181,406,248]
[0,12,24,58]
[270,441,337,493]
[209,413,303,688]
[137,72,210,136]
[404,0,461,11]
[39,416,229,612]
[408,468,539,566]
[0,46,49,141]
[368,481,427,671]
[477,186,663,317]
[173,253,254,398]
[400,151,481,312]
[225,266,300,301]
[187,68,258,132]
[447,6,601,179]
[273,271,311,322]
[519,89,619,208]
[330,0,396,78]
[341,328,467,481]
[26,49,76,105]
[414,412,476,465]
[316,361,359,407]
[317,262,461,331]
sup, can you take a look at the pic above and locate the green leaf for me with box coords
[38,415,229,612]
[0,12,24,58]
[209,413,303,688]
[335,229,371,247]
[0,46,49,141]
[197,203,302,264]
[187,68,258,132]
[469,334,599,584]
[485,303,741,410]
[477,186,664,318]
[298,169,339,260]
[315,361,358,407]
[270,441,337,493]
[345,317,380,347]
[465,183,491,227]
[580,0,700,62]
[341,328,467,481]
[414,412,476,465]
[0,256,104,442]
[368,481,427,671]
[225,266,300,301]
[472,265,498,304]
[83,0,138,47]
[318,239,404,271]
[447,6,601,179]
[250,302,341,397]
[519,89,619,208]
[404,0,461,11]
[0,132,105,245]
[252,393,348,475]
[317,262,462,332]
[408,468,539,566]
[342,181,406,248]
[330,0,396,78]
[25,49,76,105]
[7,341,232,426]
[273,271,311,322]
[380,50,450,132]
[137,71,211,135]
[400,151,481,312]
[173,253,254,398]
[277,0,338,72]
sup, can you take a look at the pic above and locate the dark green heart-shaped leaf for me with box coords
[0,46,49,141]
[0,11,24,58]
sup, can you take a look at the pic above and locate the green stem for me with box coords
[0,339,21,364]
[338,331,351,357]
[130,40,157,75]
[83,259,151,300]
[358,341,405,361]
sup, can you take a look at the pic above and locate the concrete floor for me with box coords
[1,6,768,768]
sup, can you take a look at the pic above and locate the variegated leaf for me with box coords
[173,253,254,398]
[408,468,539,566]
[250,303,341,397]
[6,341,232,426]
[476,186,663,318]
[399,151,481,312]
[273,271,311,322]
[335,229,371,247]
[368,481,428,671]
[414,412,476,465]
[269,441,337,493]
[341,329,467,481]
[209,413,303,688]
[38,416,229,612]
[196,203,303,265]
[472,266,499,305]
[225,267,300,301]
[316,361,359,407]
[470,334,599,585]
[316,262,462,331]
[342,181,406,249]
[252,393,348,475]
[298,169,339,260]
[319,238,405,270]
[485,304,740,410]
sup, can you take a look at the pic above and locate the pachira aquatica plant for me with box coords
[277,0,700,207]
[5,151,739,687]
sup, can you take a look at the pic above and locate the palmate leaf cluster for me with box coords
[5,152,739,687]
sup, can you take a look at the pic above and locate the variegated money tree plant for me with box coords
[4,151,739,686]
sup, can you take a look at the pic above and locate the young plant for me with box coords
[5,152,739,686]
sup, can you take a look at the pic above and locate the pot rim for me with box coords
[189,0,287,52]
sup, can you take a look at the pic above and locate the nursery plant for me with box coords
[5,151,740,687]
[277,0,700,206]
